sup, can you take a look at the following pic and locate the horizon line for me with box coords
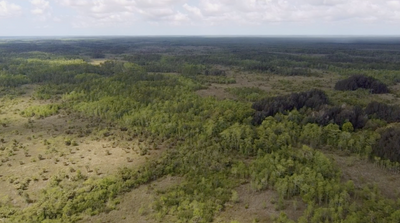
[1,34,400,38]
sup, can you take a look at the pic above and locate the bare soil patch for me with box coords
[196,85,237,100]
[213,184,305,223]
[326,151,400,199]
[81,175,183,223]
[89,59,108,65]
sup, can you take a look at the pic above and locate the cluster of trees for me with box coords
[252,90,400,166]
[252,89,329,124]
[309,105,367,130]
[252,90,400,131]
[373,126,400,163]
[250,144,400,223]
[365,101,400,123]
[334,75,389,93]
[0,73,29,87]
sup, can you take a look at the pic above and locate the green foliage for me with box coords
[0,202,17,218]
[252,143,400,223]
[181,63,205,76]
[250,145,340,198]
[34,84,72,100]
[11,174,124,222]
[21,104,60,118]
[0,73,29,87]
[275,212,295,223]
[342,122,354,132]
[153,178,230,222]
[327,88,381,107]
[230,190,239,203]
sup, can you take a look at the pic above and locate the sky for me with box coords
[0,0,400,36]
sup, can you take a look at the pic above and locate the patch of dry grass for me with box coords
[196,70,341,100]
[325,151,400,199]
[213,184,305,223]
[0,85,165,209]
[81,175,183,223]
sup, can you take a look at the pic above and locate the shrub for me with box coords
[21,104,60,118]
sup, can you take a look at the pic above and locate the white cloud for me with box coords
[56,0,136,27]
[302,0,346,6]
[180,0,400,26]
[16,0,396,33]
[30,0,52,21]
[56,0,187,27]
[0,1,22,18]
[134,0,184,8]
[387,1,400,8]
[183,3,203,18]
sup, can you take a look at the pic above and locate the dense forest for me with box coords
[0,37,400,222]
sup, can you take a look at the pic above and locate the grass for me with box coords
[195,70,339,100]
[0,86,165,213]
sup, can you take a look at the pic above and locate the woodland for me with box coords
[0,37,400,222]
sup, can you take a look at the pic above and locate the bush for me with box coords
[21,104,60,118]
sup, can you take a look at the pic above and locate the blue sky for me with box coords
[1,0,400,36]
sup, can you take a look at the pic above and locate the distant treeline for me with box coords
[3,38,400,80]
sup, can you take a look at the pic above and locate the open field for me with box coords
[0,85,165,213]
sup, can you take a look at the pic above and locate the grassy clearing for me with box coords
[196,71,341,101]
[0,86,164,216]
[213,184,305,223]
